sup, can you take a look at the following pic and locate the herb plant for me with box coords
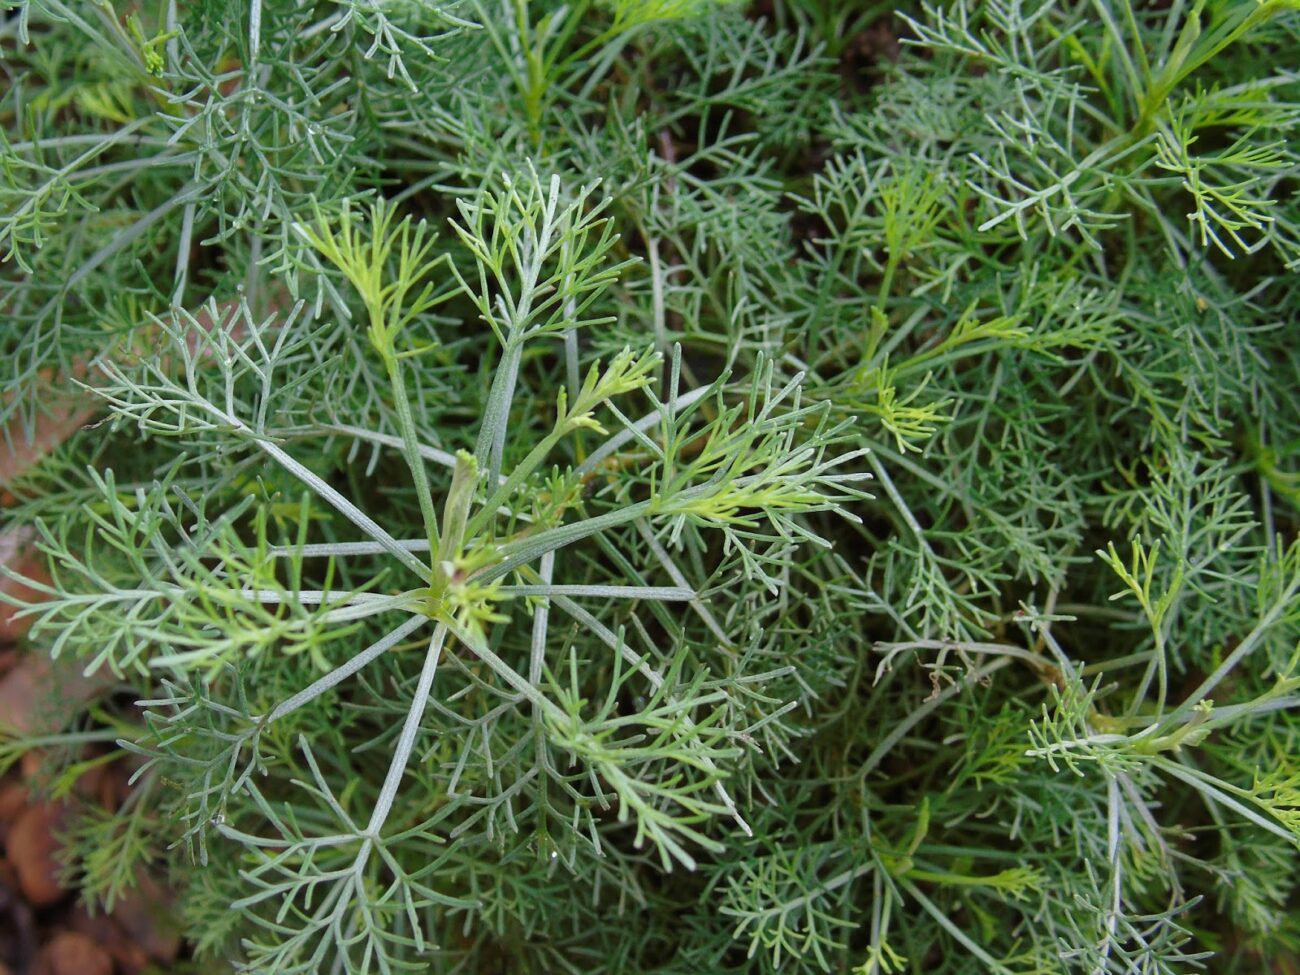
[1,0,1298,973]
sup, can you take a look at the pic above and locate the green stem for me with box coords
[385,355,441,562]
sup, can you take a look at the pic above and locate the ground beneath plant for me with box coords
[0,647,182,975]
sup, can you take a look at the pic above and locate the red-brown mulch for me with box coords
[0,648,183,975]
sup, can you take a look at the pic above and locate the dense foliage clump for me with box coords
[2,0,1299,972]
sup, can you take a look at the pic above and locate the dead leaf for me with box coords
[0,654,116,739]
[68,906,149,975]
[30,930,112,975]
[0,402,98,501]
[0,784,26,848]
[110,871,181,965]
[5,803,68,908]
[0,529,52,643]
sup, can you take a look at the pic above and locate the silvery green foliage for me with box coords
[2,0,1299,973]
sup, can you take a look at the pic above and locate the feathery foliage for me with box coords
[2,0,1298,972]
